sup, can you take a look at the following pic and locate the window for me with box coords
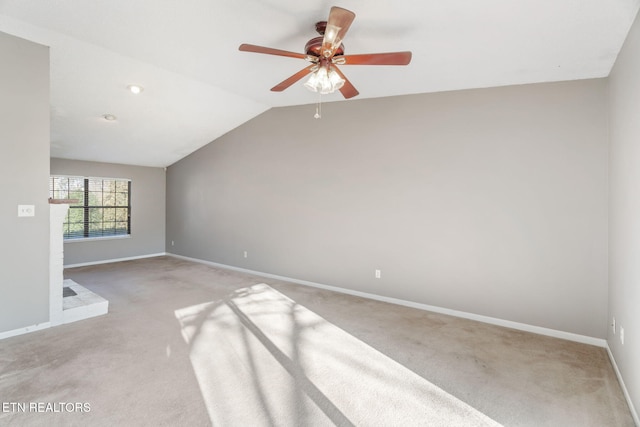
[49,175,131,240]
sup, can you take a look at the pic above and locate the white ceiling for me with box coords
[1,0,638,167]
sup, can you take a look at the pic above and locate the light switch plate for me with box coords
[18,205,35,217]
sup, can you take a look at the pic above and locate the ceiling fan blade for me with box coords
[271,65,317,92]
[321,7,355,58]
[239,43,308,60]
[332,66,359,99]
[338,51,412,66]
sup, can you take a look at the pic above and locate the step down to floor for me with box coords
[62,279,108,324]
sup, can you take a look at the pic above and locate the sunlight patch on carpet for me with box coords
[175,283,502,426]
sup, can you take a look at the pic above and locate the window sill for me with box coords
[63,235,131,244]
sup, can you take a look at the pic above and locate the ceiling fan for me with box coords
[239,6,412,99]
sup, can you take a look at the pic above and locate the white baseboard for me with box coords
[167,253,606,348]
[0,321,51,341]
[64,252,167,269]
[606,343,640,426]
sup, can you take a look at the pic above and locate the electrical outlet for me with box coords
[620,327,625,345]
[375,269,381,279]
[243,251,248,258]
[612,317,616,334]
[171,241,174,246]
[18,205,35,217]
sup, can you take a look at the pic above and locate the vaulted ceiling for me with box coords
[1,1,638,167]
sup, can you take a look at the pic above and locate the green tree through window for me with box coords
[49,176,131,240]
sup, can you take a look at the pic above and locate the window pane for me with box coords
[104,208,116,222]
[116,192,128,206]
[54,177,68,192]
[115,208,128,222]
[70,177,84,191]
[69,177,84,191]
[88,179,103,192]
[68,208,84,223]
[89,208,103,222]
[89,192,102,206]
[116,181,128,192]
[115,222,128,234]
[103,190,116,206]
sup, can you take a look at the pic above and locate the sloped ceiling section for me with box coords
[1,0,639,167]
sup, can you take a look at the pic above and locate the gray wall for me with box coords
[167,79,609,339]
[51,158,166,266]
[0,32,50,333]
[608,8,640,417]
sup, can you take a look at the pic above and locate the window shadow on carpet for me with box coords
[175,283,501,426]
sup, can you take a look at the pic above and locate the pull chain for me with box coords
[314,93,322,119]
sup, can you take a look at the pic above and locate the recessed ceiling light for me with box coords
[127,84,144,94]
[102,114,117,121]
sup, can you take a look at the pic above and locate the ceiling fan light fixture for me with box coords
[303,69,321,93]
[318,68,332,94]
[304,66,344,95]
[327,68,345,91]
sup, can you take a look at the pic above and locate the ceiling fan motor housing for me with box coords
[305,36,344,57]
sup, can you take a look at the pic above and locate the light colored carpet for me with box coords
[175,283,501,426]
[0,256,635,426]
